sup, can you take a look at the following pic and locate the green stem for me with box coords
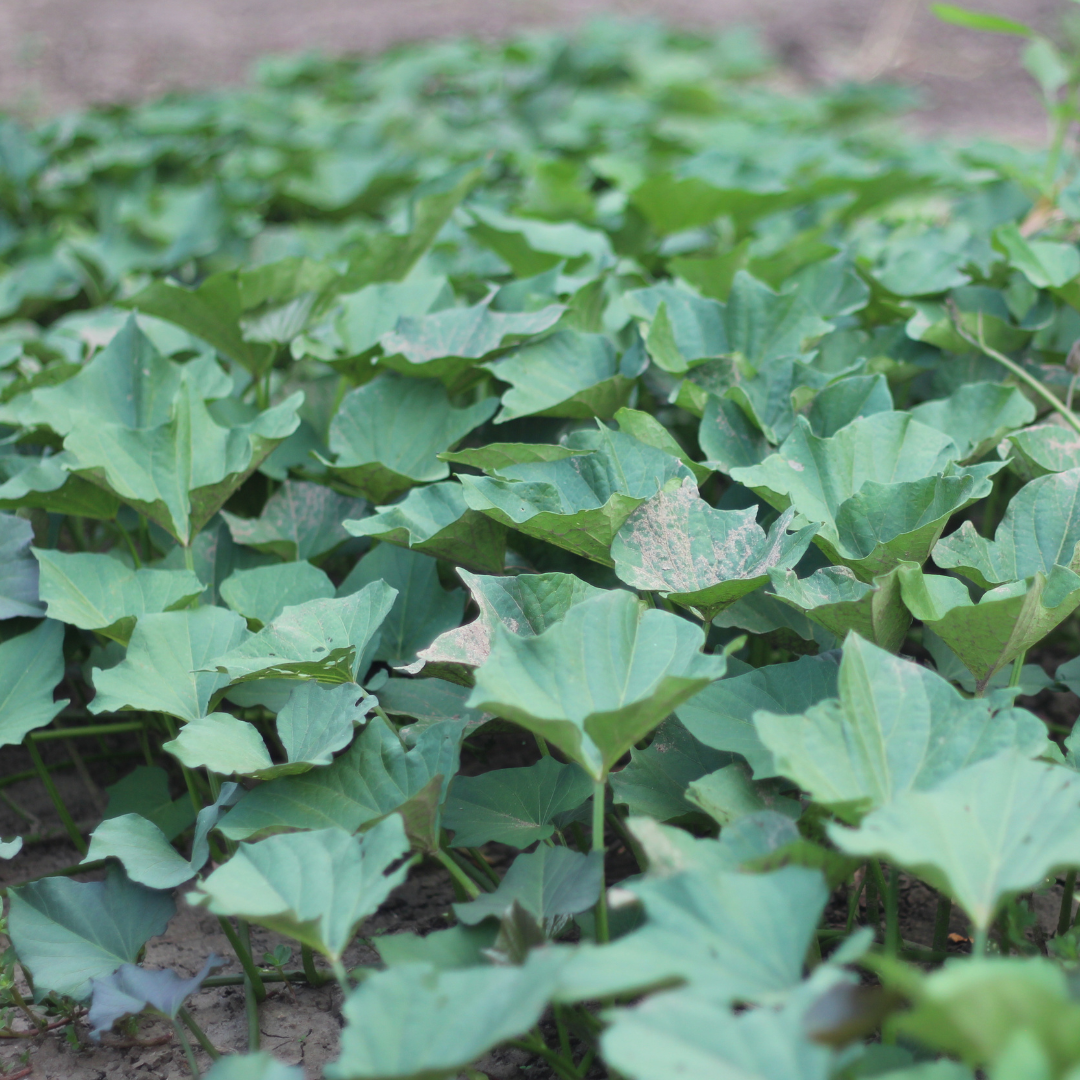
[183,544,196,573]
[534,734,550,757]
[606,810,647,873]
[467,849,502,888]
[0,859,109,898]
[932,893,953,955]
[510,1033,582,1080]
[244,975,260,1051]
[115,520,142,569]
[24,737,87,855]
[435,848,481,899]
[161,715,204,815]
[177,1008,219,1062]
[331,958,351,990]
[1009,649,1027,688]
[301,944,326,987]
[29,722,146,742]
[845,873,867,934]
[865,862,881,939]
[171,1018,201,1080]
[203,970,306,988]
[884,864,900,957]
[592,778,609,945]
[951,307,1080,437]
[216,918,267,1003]
[973,926,989,956]
[1060,872,1077,936]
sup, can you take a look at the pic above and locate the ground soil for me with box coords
[1,0,1079,1076]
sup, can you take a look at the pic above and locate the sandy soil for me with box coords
[0,0,1067,142]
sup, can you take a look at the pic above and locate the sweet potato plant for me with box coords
[2,6,1080,1079]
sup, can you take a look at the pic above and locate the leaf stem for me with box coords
[23,737,87,855]
[884,864,900,957]
[949,305,1080,437]
[183,543,196,573]
[1060,872,1077,935]
[972,926,990,956]
[301,944,326,987]
[331,958,351,990]
[434,847,481,899]
[1009,649,1027,688]
[177,1008,219,1062]
[171,1017,201,1080]
[216,918,267,1003]
[534,734,550,757]
[592,778,609,945]
[467,848,502,888]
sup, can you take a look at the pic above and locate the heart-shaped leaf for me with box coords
[755,634,1049,818]
[611,477,817,621]
[343,481,506,575]
[0,619,70,748]
[204,581,396,686]
[908,382,1034,463]
[999,422,1080,482]
[90,606,249,722]
[469,588,726,780]
[221,479,365,562]
[190,816,410,962]
[35,549,203,643]
[220,561,335,630]
[322,375,497,503]
[7,868,176,1001]
[768,564,911,652]
[442,756,592,848]
[405,569,604,684]
[0,513,43,618]
[830,753,1080,929]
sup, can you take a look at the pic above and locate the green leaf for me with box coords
[0,619,70,748]
[484,329,643,423]
[898,562,1080,692]
[103,765,195,843]
[90,607,249,722]
[0,513,44,618]
[221,480,366,562]
[324,952,565,1080]
[610,716,735,822]
[442,755,592,848]
[405,569,604,684]
[220,560,335,630]
[931,3,1032,36]
[375,924,497,970]
[932,468,1080,588]
[685,764,801,828]
[191,817,410,962]
[1000,423,1080,482]
[611,478,817,621]
[88,953,223,1040]
[343,481,506,574]
[806,374,894,438]
[755,634,1050,819]
[338,545,465,668]
[84,783,242,889]
[164,682,371,778]
[460,426,694,565]
[205,581,397,685]
[0,315,228,436]
[454,846,603,930]
[379,297,564,386]
[894,957,1080,1075]
[768,564,911,653]
[469,588,726,780]
[378,678,491,744]
[614,407,712,485]
[995,223,1080,289]
[730,412,997,579]
[203,1051,302,1080]
[323,374,497,502]
[602,990,835,1080]
[7,868,175,1001]
[698,395,771,472]
[830,753,1080,929]
[908,382,1036,463]
[555,865,827,1004]
[64,379,303,544]
[124,272,273,374]
[35,549,203,643]
[217,716,463,850]
[467,204,613,276]
[674,654,840,778]
[0,450,121,519]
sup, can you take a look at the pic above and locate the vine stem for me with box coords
[216,918,266,1003]
[23,737,87,855]
[177,1008,219,1061]
[171,1017,201,1080]
[949,305,1080,437]
[1009,649,1028,689]
[592,777,609,945]
[301,945,326,987]
[434,847,481,899]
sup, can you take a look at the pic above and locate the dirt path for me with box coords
[0,0,1065,141]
